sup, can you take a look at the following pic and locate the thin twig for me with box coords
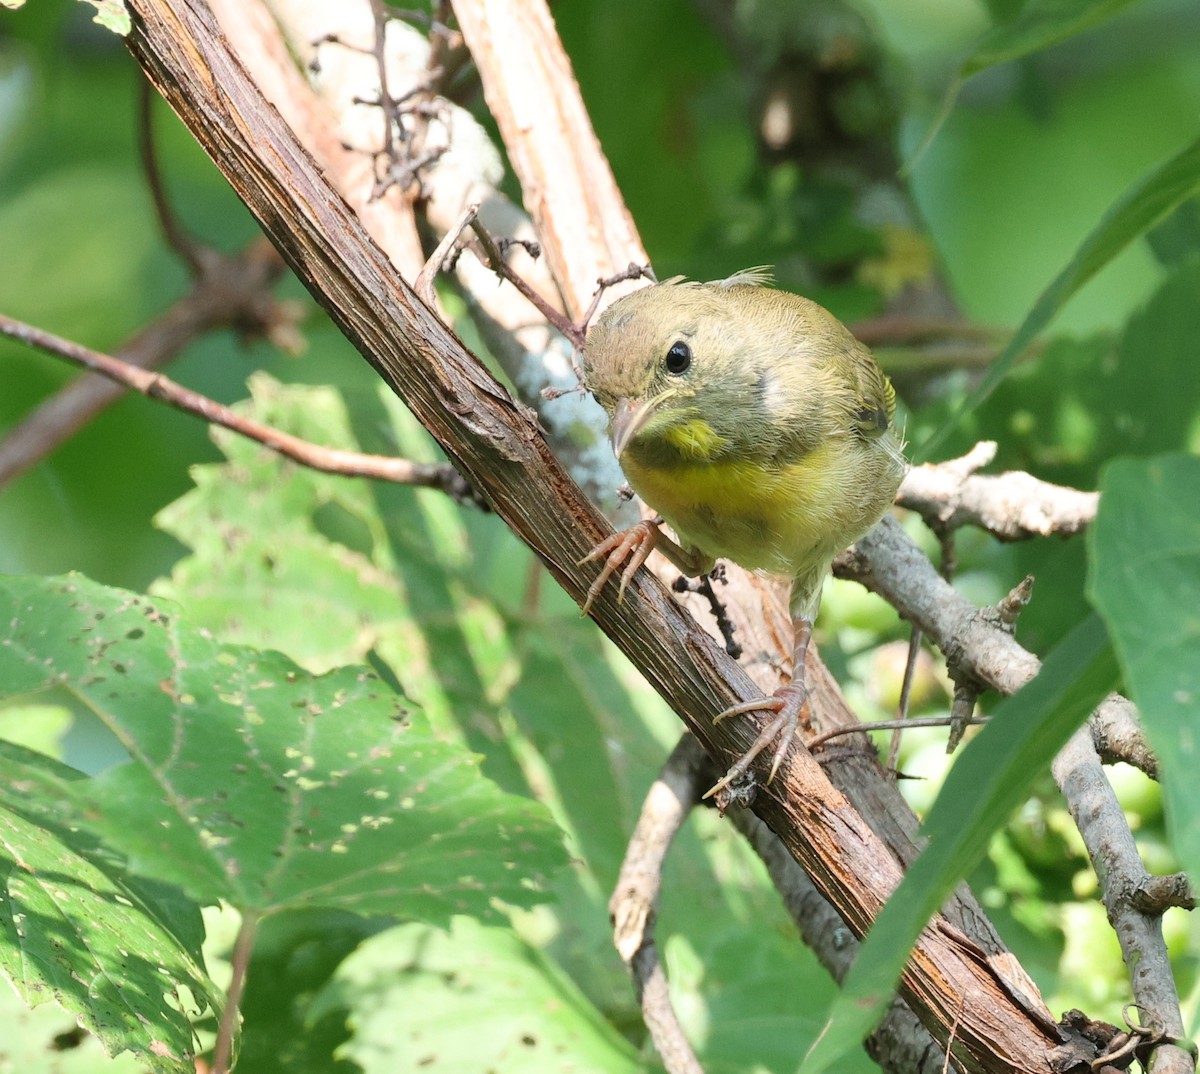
[842,517,1186,1059]
[889,492,961,771]
[888,627,923,773]
[1052,732,1193,1073]
[358,0,451,201]
[851,315,1002,349]
[211,908,260,1074]
[632,947,705,1074]
[0,239,287,489]
[467,219,582,347]
[898,442,1099,541]
[1129,874,1195,914]
[136,76,205,273]
[610,735,709,1074]
[809,714,990,753]
[671,567,741,659]
[415,202,479,308]
[0,314,483,505]
[579,263,656,330]
[943,1001,965,1074]
[0,77,291,494]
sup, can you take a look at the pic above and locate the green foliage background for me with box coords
[1,0,1199,1072]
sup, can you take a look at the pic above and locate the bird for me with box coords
[578,269,907,797]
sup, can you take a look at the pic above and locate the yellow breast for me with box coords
[620,439,877,578]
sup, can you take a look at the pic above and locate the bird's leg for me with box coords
[578,519,663,615]
[578,520,712,616]
[703,617,813,799]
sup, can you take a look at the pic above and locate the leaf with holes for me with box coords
[151,374,416,675]
[0,741,215,1073]
[310,918,643,1074]
[0,573,567,921]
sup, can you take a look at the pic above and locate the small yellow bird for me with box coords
[580,269,907,796]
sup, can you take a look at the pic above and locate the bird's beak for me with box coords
[611,394,664,458]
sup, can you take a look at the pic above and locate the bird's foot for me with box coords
[578,519,660,616]
[704,681,808,800]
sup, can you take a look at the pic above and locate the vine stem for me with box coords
[212,908,262,1074]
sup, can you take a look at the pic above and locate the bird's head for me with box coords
[582,274,775,467]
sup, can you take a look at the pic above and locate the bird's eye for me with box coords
[664,340,692,375]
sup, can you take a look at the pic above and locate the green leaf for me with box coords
[310,918,643,1074]
[0,573,567,921]
[506,630,679,866]
[683,924,867,1074]
[1104,263,1200,458]
[235,909,380,1074]
[152,373,534,766]
[0,743,216,1073]
[0,979,152,1074]
[963,0,1141,78]
[907,0,1142,172]
[978,0,1026,21]
[1146,197,1200,268]
[918,135,1200,461]
[152,375,416,675]
[1088,454,1200,878]
[803,615,1119,1073]
[80,0,130,35]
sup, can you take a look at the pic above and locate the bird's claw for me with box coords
[703,682,808,800]
[578,519,660,616]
